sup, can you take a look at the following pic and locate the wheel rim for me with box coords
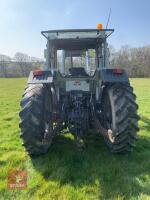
[103,89,115,144]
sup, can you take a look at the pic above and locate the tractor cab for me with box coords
[41,29,114,76]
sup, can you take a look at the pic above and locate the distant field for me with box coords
[0,78,150,200]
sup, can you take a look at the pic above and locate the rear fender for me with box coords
[28,70,53,84]
[97,68,129,104]
[100,69,129,83]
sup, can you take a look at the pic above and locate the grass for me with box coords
[0,78,150,200]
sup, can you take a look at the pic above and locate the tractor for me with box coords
[19,25,139,155]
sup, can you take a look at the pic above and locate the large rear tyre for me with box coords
[101,83,139,153]
[19,84,54,156]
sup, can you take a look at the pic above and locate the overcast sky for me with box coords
[0,0,149,58]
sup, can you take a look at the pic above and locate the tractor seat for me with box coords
[69,67,89,77]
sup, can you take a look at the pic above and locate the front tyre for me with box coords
[101,83,139,153]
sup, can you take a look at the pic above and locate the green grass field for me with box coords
[0,78,150,200]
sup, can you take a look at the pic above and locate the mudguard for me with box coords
[28,70,53,84]
[100,69,129,83]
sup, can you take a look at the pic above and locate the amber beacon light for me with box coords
[97,23,103,29]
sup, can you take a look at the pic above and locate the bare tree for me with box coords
[14,52,30,76]
[0,54,11,77]
[109,45,150,77]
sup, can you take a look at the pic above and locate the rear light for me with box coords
[113,68,123,75]
[33,70,43,76]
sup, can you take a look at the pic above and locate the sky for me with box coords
[0,0,150,58]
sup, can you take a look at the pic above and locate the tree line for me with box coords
[0,52,44,77]
[110,45,150,77]
[0,45,150,77]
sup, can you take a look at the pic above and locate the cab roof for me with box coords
[41,29,114,40]
[41,29,114,50]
